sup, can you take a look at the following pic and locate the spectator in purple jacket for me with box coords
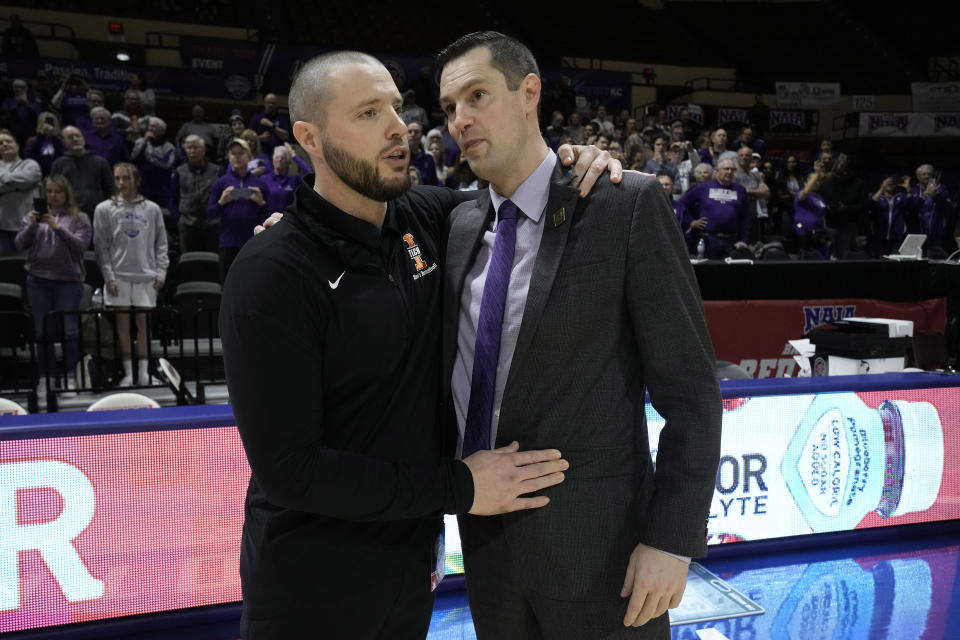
[15,174,92,394]
[206,138,267,281]
[85,107,129,166]
[261,144,305,214]
[792,159,831,258]
[405,121,438,186]
[870,175,909,255]
[23,112,64,177]
[679,157,750,258]
[248,93,291,158]
[1,78,42,146]
[908,163,952,253]
[131,117,176,211]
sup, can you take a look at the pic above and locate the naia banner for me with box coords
[703,298,946,378]
[859,112,960,136]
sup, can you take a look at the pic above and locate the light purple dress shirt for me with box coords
[452,150,555,454]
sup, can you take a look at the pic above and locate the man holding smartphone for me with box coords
[205,138,267,281]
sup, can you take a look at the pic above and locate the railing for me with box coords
[0,306,223,413]
[0,311,39,413]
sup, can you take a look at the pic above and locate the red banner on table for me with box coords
[704,298,946,378]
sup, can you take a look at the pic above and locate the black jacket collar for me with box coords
[287,174,401,270]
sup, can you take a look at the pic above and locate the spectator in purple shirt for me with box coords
[792,159,831,258]
[15,174,92,394]
[1,78,42,146]
[908,163,952,253]
[870,175,909,255]
[248,93,291,158]
[23,112,64,177]
[130,117,176,212]
[679,157,750,258]
[85,107,129,166]
[261,144,306,214]
[406,121,439,186]
[206,138,267,281]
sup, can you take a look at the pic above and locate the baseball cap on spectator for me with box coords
[228,138,250,152]
[229,110,245,124]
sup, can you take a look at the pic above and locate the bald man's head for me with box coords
[288,51,385,129]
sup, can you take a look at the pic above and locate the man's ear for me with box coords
[293,121,322,159]
[521,73,542,116]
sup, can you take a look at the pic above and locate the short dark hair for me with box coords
[436,31,539,90]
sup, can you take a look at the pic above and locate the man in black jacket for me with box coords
[219,51,626,639]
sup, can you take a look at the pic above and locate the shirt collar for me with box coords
[488,150,555,224]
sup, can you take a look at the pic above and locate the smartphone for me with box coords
[44,115,56,126]
[231,187,251,199]
[246,159,259,171]
[33,197,48,215]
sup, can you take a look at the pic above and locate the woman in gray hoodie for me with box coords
[93,163,168,387]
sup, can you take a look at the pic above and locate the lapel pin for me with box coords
[553,207,566,227]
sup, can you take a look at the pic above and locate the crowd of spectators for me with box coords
[0,74,316,396]
[537,104,959,260]
[1,63,959,400]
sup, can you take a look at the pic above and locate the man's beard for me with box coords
[322,136,411,202]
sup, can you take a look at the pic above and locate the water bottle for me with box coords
[696,237,705,259]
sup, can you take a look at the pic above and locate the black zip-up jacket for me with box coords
[220,176,475,625]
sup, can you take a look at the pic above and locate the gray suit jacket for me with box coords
[443,164,722,600]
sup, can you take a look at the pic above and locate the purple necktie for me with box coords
[463,199,519,457]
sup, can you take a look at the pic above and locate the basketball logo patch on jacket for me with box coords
[402,233,438,280]
[402,233,427,270]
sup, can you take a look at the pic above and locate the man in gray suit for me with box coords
[438,32,722,638]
